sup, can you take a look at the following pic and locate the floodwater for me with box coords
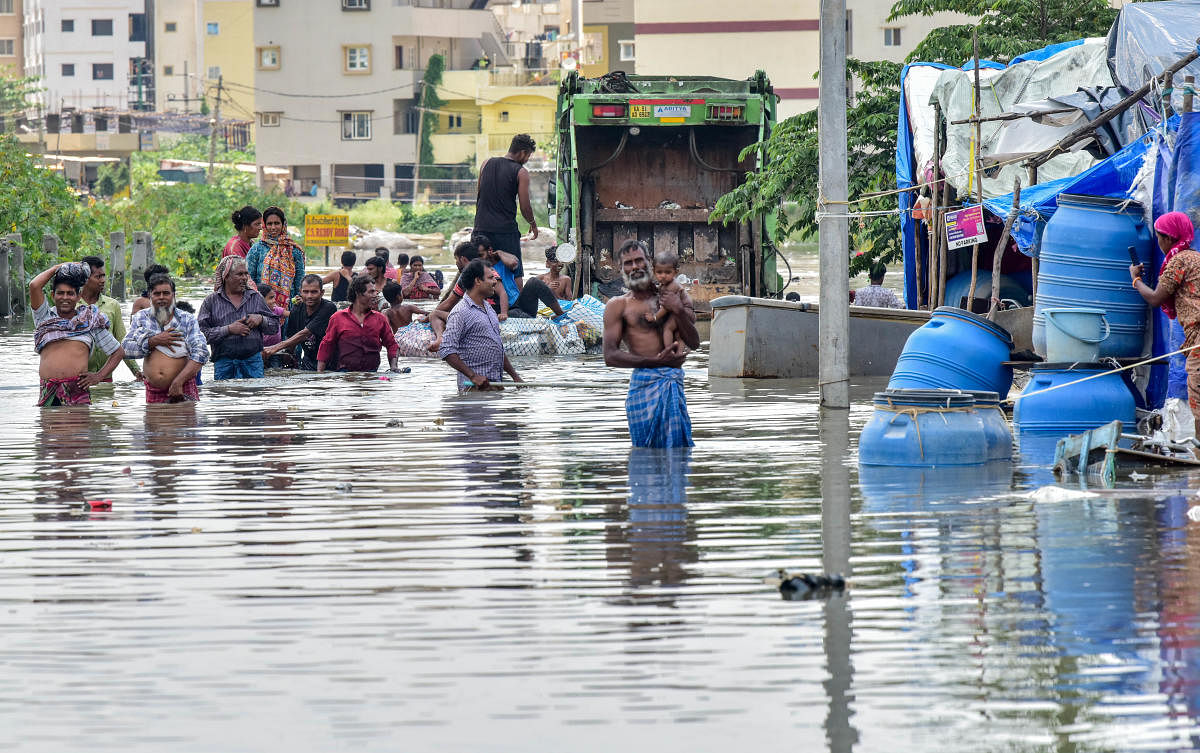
[2,270,1200,752]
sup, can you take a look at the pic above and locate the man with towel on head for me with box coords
[28,262,126,406]
[603,240,699,447]
[122,274,209,402]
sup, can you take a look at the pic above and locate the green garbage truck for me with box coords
[552,70,780,312]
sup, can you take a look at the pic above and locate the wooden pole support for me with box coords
[966,28,984,312]
[109,232,127,300]
[7,232,25,314]
[1185,75,1196,113]
[987,177,1021,320]
[0,240,10,317]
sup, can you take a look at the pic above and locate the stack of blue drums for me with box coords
[860,389,1013,467]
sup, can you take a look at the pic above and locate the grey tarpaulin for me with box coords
[1109,0,1200,112]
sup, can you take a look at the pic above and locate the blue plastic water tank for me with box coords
[1033,194,1154,358]
[859,390,989,467]
[965,390,1013,461]
[888,307,1014,398]
[1012,363,1136,435]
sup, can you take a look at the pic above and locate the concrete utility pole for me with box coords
[208,75,223,181]
[817,0,850,409]
[575,0,585,48]
[412,79,425,207]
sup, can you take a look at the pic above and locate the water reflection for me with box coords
[34,407,118,508]
[623,448,694,590]
[819,409,857,753]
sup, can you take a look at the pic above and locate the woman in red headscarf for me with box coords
[1131,211,1200,428]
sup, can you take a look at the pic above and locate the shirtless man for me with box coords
[29,263,126,406]
[537,246,574,300]
[382,281,427,330]
[603,240,699,448]
[122,274,209,402]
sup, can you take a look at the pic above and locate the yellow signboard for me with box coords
[304,214,349,247]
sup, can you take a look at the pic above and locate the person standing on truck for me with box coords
[474,134,539,286]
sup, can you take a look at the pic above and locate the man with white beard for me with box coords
[602,240,700,447]
[122,274,209,403]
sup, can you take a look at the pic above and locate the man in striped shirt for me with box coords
[439,260,523,390]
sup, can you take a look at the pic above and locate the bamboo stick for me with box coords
[966,28,983,312]
[987,177,1021,320]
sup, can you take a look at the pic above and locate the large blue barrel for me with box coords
[859,390,989,467]
[1012,363,1136,435]
[1033,194,1154,358]
[888,307,1014,398]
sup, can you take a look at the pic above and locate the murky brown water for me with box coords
[2,266,1200,752]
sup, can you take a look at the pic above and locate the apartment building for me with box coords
[253,0,512,200]
[0,0,22,79]
[153,0,254,125]
[634,0,973,118]
[23,0,150,112]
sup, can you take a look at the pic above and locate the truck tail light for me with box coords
[707,104,745,121]
[592,104,627,118]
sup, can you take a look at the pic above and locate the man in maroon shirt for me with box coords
[316,275,401,373]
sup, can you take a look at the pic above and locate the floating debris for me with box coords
[85,499,113,511]
[386,419,403,428]
[1025,485,1102,502]
[334,482,353,492]
[774,570,845,600]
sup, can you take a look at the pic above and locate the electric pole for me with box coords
[208,75,222,181]
[817,0,850,408]
[411,79,425,206]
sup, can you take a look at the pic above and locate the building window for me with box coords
[846,11,853,56]
[208,66,221,79]
[163,64,174,76]
[341,111,372,140]
[92,18,114,36]
[0,0,12,13]
[394,45,403,70]
[618,39,634,62]
[342,0,369,10]
[883,27,901,46]
[62,63,75,76]
[0,39,12,56]
[206,21,219,35]
[165,21,177,32]
[260,112,281,127]
[257,46,280,70]
[446,114,462,129]
[257,0,280,6]
[129,13,146,42]
[93,63,114,80]
[344,45,370,73]
[61,19,74,32]
[394,100,418,134]
[499,111,509,123]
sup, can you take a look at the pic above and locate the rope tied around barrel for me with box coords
[876,396,976,460]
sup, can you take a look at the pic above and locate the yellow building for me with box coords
[433,70,556,171]
[201,0,255,138]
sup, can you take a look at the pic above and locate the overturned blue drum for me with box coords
[888,307,1014,399]
[859,390,989,467]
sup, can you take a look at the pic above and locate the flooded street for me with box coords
[2,270,1200,752]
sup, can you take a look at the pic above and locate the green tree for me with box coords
[0,69,39,122]
[713,0,1120,276]
[0,135,98,269]
[419,54,451,180]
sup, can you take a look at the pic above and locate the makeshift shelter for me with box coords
[896,0,1200,408]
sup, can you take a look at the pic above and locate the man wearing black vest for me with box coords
[474,133,539,285]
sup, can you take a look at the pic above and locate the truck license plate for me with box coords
[653,105,691,118]
[630,105,651,118]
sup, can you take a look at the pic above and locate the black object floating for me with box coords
[777,570,846,600]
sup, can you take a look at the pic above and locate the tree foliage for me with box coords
[419,54,449,178]
[0,68,39,120]
[713,0,1121,277]
[0,135,96,269]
